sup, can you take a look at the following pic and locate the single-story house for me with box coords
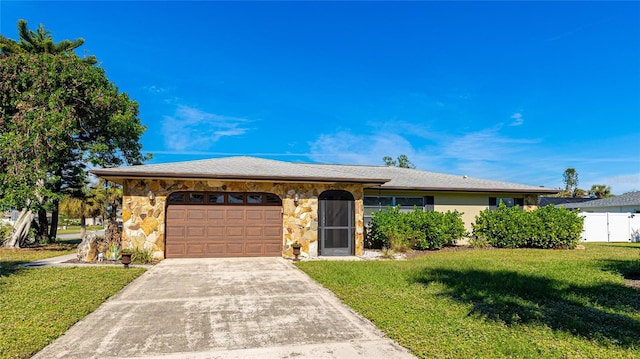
[90,156,559,259]
[561,191,640,213]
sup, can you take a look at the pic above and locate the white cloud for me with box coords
[306,125,544,185]
[588,173,640,195]
[308,131,421,165]
[442,128,538,162]
[162,105,251,151]
[145,85,165,94]
[509,112,524,126]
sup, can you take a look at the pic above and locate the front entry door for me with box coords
[319,190,354,256]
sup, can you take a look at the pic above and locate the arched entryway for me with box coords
[318,190,355,256]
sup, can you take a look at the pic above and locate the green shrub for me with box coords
[472,204,583,249]
[0,222,12,241]
[369,206,467,250]
[369,206,414,249]
[131,247,154,264]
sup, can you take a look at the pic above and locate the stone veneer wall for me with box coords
[121,179,365,260]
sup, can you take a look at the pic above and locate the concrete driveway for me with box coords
[34,257,414,358]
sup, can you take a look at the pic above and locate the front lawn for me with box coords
[0,245,145,358]
[297,243,640,358]
[56,225,103,235]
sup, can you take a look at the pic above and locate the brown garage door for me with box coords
[165,192,282,258]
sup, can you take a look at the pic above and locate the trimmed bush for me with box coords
[368,206,467,250]
[472,204,583,249]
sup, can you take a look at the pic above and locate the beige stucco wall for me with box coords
[363,189,539,231]
[121,179,364,259]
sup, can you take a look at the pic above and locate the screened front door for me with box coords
[319,190,354,256]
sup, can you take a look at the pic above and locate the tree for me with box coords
[560,168,586,197]
[0,19,96,64]
[59,187,102,241]
[563,168,579,193]
[1,20,149,247]
[589,184,613,199]
[383,154,416,169]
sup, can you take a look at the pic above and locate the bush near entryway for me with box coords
[369,207,467,250]
[472,204,584,249]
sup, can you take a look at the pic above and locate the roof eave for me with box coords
[89,170,390,185]
[375,185,560,194]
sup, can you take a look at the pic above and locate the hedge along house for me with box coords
[91,156,559,260]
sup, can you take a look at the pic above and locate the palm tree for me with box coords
[0,19,96,64]
[59,188,102,240]
[589,184,613,199]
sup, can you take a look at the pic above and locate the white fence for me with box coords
[579,212,640,242]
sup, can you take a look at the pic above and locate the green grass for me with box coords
[56,225,103,235]
[297,243,640,359]
[0,243,76,266]
[0,245,145,358]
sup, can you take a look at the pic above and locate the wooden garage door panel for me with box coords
[207,226,225,237]
[246,210,264,220]
[206,243,225,255]
[187,226,205,237]
[167,210,187,221]
[226,227,244,237]
[166,243,186,257]
[187,210,206,220]
[265,243,282,255]
[186,243,205,256]
[227,209,245,221]
[166,226,186,238]
[166,204,283,258]
[245,227,263,237]
[265,210,282,221]
[225,243,244,255]
[207,209,225,221]
[264,227,281,237]
[245,243,264,255]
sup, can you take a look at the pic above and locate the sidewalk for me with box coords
[21,253,153,269]
[21,253,79,268]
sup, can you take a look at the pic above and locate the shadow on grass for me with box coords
[56,238,82,245]
[592,244,640,249]
[0,260,27,279]
[599,258,640,280]
[412,268,640,347]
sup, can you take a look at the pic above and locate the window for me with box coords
[363,195,434,225]
[189,193,205,203]
[489,197,524,210]
[247,194,263,204]
[228,193,244,204]
[167,192,281,205]
[208,193,225,204]
[266,194,281,205]
[168,193,185,204]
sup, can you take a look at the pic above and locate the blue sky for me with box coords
[2,1,639,194]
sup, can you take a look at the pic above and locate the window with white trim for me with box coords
[363,195,434,225]
[489,197,524,210]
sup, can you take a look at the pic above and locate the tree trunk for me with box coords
[36,208,49,244]
[80,215,86,241]
[49,198,60,241]
[2,208,35,248]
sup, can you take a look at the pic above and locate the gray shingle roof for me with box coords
[562,191,640,209]
[311,164,557,193]
[91,156,390,184]
[91,156,558,193]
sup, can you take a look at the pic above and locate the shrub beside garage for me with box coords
[472,204,584,249]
